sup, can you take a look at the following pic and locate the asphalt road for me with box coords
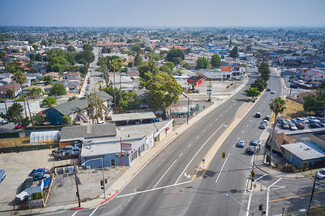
[67,69,316,216]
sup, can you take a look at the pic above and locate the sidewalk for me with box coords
[16,78,249,215]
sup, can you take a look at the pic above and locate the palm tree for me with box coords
[100,64,109,88]
[268,97,286,166]
[109,59,122,111]
[13,71,35,128]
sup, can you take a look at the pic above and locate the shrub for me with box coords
[281,164,296,173]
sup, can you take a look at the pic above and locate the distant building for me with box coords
[300,70,325,82]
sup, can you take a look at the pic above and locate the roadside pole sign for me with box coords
[207,85,212,95]
[202,159,205,165]
[121,143,132,152]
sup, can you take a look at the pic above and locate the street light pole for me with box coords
[187,96,189,124]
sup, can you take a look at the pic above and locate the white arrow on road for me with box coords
[184,172,191,179]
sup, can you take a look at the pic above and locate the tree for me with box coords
[35,53,42,61]
[211,54,221,68]
[131,44,142,54]
[251,78,267,92]
[0,102,24,124]
[102,47,111,53]
[12,71,29,119]
[76,50,95,65]
[165,48,185,65]
[68,96,77,101]
[258,62,271,81]
[79,66,88,76]
[39,76,52,85]
[87,91,103,124]
[110,59,123,110]
[144,71,183,110]
[29,53,35,61]
[182,62,191,70]
[165,62,175,71]
[229,46,239,59]
[49,83,66,96]
[160,65,171,74]
[28,87,43,98]
[196,57,209,69]
[6,89,14,99]
[33,113,45,126]
[245,87,260,100]
[63,116,71,125]
[134,53,142,67]
[32,44,39,51]
[303,94,325,113]
[268,97,286,166]
[67,46,76,52]
[82,44,93,52]
[42,97,57,107]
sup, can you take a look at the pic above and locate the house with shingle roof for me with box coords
[45,91,113,125]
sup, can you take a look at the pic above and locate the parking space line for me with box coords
[179,153,183,157]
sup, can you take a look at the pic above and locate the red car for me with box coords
[295,122,305,129]
[15,125,22,129]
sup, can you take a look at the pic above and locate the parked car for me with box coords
[317,168,325,180]
[271,90,275,94]
[297,117,309,124]
[266,88,270,92]
[0,170,6,183]
[309,123,321,128]
[255,112,261,118]
[237,141,246,148]
[295,122,305,129]
[289,123,297,130]
[250,139,259,146]
[15,125,22,129]
[246,146,255,154]
[290,119,297,124]
[319,123,325,128]
[282,121,289,129]
[307,116,320,124]
[0,120,9,125]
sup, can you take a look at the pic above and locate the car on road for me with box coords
[264,115,270,121]
[0,169,6,183]
[317,168,325,180]
[15,125,22,129]
[255,112,261,118]
[289,123,297,130]
[266,88,270,92]
[259,121,267,129]
[309,123,321,128]
[271,90,275,94]
[237,141,246,148]
[246,146,255,154]
[295,122,305,129]
[250,139,259,146]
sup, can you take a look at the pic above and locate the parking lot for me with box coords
[0,149,74,213]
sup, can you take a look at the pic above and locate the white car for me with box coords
[237,141,246,148]
[289,123,297,130]
[317,168,325,180]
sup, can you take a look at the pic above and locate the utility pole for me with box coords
[74,164,81,207]
[187,96,190,124]
[250,146,256,190]
[307,173,317,214]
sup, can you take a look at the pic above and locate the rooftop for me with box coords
[111,111,156,122]
[281,141,325,161]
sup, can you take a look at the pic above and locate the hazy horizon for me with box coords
[1,0,324,27]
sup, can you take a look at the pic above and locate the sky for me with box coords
[0,0,324,27]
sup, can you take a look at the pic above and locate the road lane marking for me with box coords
[89,206,99,216]
[118,181,191,198]
[220,114,223,117]
[214,153,230,183]
[237,137,239,140]
[242,130,244,134]
[72,210,79,216]
[153,160,177,189]
[179,153,183,157]
[188,144,191,147]
[266,178,281,216]
[176,124,227,184]
[203,129,206,133]
[250,120,252,122]
[246,192,252,216]
[215,118,219,121]
[210,124,212,126]
[270,189,325,203]
[246,125,248,128]
[255,174,267,182]
[196,136,199,139]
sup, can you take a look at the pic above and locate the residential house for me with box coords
[0,83,22,98]
[268,133,296,153]
[300,70,325,82]
[45,91,112,125]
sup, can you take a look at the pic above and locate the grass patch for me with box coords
[270,98,308,124]
[308,206,325,216]
[0,137,30,148]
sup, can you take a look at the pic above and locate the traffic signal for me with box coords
[100,180,104,186]
[222,152,226,158]
[251,171,255,178]
[259,203,263,211]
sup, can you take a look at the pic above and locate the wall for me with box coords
[81,153,129,169]
[310,134,325,150]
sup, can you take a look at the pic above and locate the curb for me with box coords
[100,191,118,205]
[69,207,84,211]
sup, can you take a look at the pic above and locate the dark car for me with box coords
[255,112,261,118]
[266,88,270,92]
[246,146,255,155]
[264,115,270,121]
[310,123,321,128]
[295,122,305,129]
[282,121,289,129]
[250,139,259,146]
